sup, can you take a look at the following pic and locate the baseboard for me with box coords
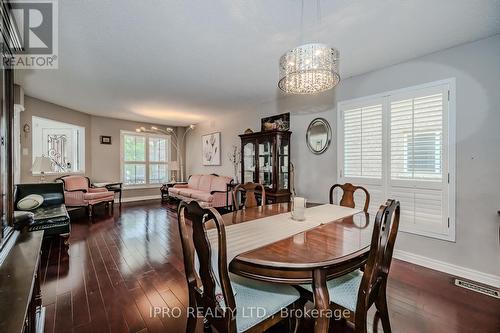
[394,249,500,288]
[116,194,161,203]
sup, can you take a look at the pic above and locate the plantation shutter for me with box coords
[389,85,450,236]
[339,100,384,215]
[342,103,383,179]
[338,80,454,240]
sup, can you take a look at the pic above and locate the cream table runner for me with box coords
[206,204,362,266]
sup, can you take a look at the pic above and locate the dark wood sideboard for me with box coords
[0,231,45,333]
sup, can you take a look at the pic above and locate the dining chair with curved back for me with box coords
[329,183,370,212]
[232,182,266,211]
[300,199,400,333]
[177,200,302,333]
[354,199,400,332]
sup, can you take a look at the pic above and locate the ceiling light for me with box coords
[278,43,339,94]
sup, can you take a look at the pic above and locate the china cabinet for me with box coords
[239,130,291,203]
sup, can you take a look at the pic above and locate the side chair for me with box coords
[299,199,400,333]
[232,182,266,211]
[329,183,370,212]
[177,200,303,333]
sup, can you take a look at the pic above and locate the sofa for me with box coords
[14,183,71,239]
[169,174,233,208]
[56,175,115,217]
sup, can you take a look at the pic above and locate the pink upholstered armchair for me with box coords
[57,175,115,217]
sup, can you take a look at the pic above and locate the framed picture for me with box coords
[100,135,112,144]
[202,132,221,166]
[261,112,290,131]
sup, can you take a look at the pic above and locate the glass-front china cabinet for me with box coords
[239,130,291,203]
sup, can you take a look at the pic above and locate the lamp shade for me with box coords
[32,156,53,173]
[169,161,179,171]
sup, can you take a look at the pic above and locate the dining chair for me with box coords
[232,182,266,211]
[300,199,400,333]
[177,200,303,333]
[329,183,370,212]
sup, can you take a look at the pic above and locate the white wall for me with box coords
[186,34,500,278]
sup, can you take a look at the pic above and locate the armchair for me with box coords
[56,175,115,217]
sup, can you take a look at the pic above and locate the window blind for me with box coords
[343,104,383,179]
[390,93,443,181]
[338,80,454,241]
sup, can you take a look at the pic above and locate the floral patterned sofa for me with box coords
[169,174,233,208]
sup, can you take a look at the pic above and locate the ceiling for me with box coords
[17,0,500,126]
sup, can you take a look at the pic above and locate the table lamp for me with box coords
[169,161,179,182]
[31,156,53,182]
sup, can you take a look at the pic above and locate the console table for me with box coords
[0,231,45,333]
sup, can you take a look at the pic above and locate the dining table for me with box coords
[218,202,373,333]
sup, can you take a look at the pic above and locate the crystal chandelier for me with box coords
[278,43,340,94]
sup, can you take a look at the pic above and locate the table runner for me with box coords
[207,204,362,266]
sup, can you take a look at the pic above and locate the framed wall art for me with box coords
[202,132,221,165]
[100,135,112,144]
[261,112,290,131]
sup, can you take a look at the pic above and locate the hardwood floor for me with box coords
[40,201,500,333]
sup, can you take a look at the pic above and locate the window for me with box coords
[343,103,383,179]
[390,93,443,181]
[338,79,455,241]
[32,116,85,173]
[121,131,170,186]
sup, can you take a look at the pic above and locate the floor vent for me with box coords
[454,278,500,299]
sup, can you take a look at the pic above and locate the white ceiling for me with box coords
[17,0,500,126]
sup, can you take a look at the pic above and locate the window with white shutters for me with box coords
[338,80,455,241]
[343,104,383,179]
[390,90,444,182]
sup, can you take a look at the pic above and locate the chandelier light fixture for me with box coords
[278,43,339,94]
[278,0,340,94]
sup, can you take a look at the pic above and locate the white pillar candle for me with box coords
[292,197,306,221]
[294,196,305,208]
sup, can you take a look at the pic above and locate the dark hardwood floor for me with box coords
[40,201,500,333]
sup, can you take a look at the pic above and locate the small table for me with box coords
[160,182,187,202]
[93,182,123,206]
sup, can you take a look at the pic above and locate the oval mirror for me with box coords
[306,118,332,154]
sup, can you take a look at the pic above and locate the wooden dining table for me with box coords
[220,202,373,333]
